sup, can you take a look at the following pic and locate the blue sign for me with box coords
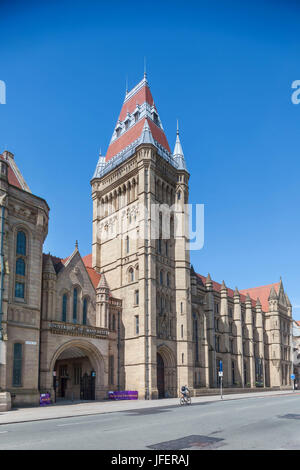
[291,374,295,380]
[219,360,223,372]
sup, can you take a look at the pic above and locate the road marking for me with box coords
[57,422,81,427]
[0,431,8,434]
[56,420,99,427]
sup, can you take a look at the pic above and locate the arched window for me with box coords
[83,298,87,325]
[167,273,170,287]
[16,231,26,255]
[15,231,27,300]
[160,271,163,285]
[62,294,67,322]
[13,343,22,386]
[112,314,116,331]
[73,288,78,323]
[15,282,25,299]
[129,268,134,283]
[16,258,25,276]
[126,236,129,253]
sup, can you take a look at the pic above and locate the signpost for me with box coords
[219,360,223,400]
[291,373,295,391]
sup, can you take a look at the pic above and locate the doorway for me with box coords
[157,353,165,398]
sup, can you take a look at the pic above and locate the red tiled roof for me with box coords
[118,84,155,122]
[105,117,170,162]
[0,154,23,190]
[240,283,280,312]
[105,79,171,162]
[82,253,101,288]
[196,273,279,312]
[106,119,145,162]
[85,266,101,289]
[82,253,92,268]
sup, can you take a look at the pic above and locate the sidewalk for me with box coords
[0,389,298,425]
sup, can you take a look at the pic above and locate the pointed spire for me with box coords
[97,271,110,290]
[139,119,155,145]
[256,297,262,308]
[221,280,227,290]
[144,56,147,80]
[173,121,187,171]
[44,254,56,274]
[93,149,107,178]
[75,240,78,250]
[279,277,284,291]
[268,285,278,301]
[206,273,212,284]
[234,287,240,296]
[285,294,292,307]
[245,293,251,303]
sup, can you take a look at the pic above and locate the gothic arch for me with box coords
[157,344,177,397]
[49,339,105,386]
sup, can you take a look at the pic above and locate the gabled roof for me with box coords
[0,151,31,192]
[43,251,101,289]
[104,76,171,163]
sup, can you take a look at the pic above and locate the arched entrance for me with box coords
[50,340,104,402]
[156,345,177,398]
[157,353,165,398]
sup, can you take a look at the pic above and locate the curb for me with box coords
[0,390,298,426]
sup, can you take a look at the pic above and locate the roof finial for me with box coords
[75,240,78,250]
[144,56,147,79]
[125,75,128,95]
[177,119,179,135]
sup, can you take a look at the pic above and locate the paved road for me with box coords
[0,393,300,450]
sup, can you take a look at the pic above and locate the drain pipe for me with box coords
[0,204,5,341]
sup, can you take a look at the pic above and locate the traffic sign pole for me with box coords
[219,360,223,400]
[221,376,223,400]
[291,373,295,392]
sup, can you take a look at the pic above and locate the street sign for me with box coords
[291,374,295,380]
[219,360,223,372]
[218,371,223,377]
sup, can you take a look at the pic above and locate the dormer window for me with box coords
[134,111,139,123]
[152,111,159,126]
[116,126,122,138]
[124,119,130,131]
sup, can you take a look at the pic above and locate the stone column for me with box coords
[267,286,282,387]
[202,311,210,387]
[205,274,216,388]
[245,294,255,388]
[255,298,265,387]
[234,288,244,388]
[220,281,230,387]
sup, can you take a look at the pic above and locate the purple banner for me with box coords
[108,391,138,400]
[40,393,51,406]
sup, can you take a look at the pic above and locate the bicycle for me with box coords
[180,393,191,405]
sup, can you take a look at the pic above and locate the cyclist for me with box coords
[181,385,190,398]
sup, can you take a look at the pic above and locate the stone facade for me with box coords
[0,76,294,408]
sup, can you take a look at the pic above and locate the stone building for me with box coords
[0,74,294,408]
[292,320,300,387]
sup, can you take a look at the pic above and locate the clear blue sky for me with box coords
[1,0,300,317]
